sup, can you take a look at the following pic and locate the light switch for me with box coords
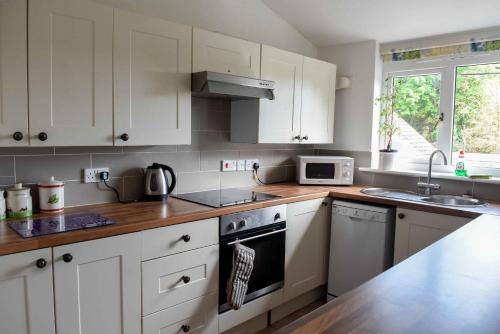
[221,160,237,171]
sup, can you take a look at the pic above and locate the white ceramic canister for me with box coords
[0,190,5,221]
[6,183,33,218]
[38,176,64,213]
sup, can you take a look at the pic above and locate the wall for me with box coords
[93,0,317,57]
[316,40,382,153]
[0,98,313,208]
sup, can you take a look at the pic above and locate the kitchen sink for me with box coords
[420,195,486,207]
[361,188,486,207]
[360,188,422,201]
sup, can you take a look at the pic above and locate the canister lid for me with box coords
[7,183,30,192]
[38,176,64,187]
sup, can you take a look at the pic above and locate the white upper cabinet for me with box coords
[0,248,55,334]
[193,28,261,78]
[53,233,141,334]
[258,45,302,143]
[28,0,113,146]
[300,57,336,144]
[0,0,28,146]
[114,9,192,146]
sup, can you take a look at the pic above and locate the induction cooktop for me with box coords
[173,188,280,208]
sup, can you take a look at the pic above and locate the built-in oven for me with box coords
[219,205,287,313]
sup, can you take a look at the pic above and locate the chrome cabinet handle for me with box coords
[227,228,288,246]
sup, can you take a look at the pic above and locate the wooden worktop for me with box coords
[1,183,499,256]
[276,213,500,334]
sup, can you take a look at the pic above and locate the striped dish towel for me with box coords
[226,243,255,310]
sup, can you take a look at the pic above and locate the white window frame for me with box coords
[382,51,500,175]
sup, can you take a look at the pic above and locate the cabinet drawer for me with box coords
[141,218,218,260]
[142,292,218,334]
[142,244,219,315]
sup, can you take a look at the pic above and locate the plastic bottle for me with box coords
[455,149,468,177]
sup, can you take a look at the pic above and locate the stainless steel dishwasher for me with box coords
[328,200,395,298]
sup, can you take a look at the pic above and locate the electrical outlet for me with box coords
[221,160,237,172]
[84,168,110,183]
[237,160,246,171]
[245,159,259,171]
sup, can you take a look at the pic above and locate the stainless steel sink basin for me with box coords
[361,187,486,207]
[360,188,422,201]
[420,195,486,207]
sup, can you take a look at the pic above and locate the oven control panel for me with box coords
[220,205,286,236]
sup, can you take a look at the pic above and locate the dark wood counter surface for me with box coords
[1,183,499,255]
[276,213,500,334]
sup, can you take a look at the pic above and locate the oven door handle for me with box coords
[226,228,288,246]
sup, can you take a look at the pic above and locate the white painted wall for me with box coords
[317,40,382,152]
[93,0,317,57]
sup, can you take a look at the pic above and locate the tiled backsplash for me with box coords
[0,98,314,208]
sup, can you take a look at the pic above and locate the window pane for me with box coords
[391,74,442,160]
[453,63,500,169]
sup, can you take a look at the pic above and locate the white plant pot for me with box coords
[378,151,398,170]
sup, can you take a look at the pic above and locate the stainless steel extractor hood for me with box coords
[192,71,275,100]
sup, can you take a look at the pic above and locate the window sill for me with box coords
[358,167,500,185]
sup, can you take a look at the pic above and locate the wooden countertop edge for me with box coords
[0,184,498,255]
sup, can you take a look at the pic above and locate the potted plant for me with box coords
[376,78,400,170]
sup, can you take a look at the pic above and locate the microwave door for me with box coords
[305,162,336,180]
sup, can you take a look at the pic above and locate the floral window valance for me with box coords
[382,38,500,62]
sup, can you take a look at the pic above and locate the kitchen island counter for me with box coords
[276,213,500,333]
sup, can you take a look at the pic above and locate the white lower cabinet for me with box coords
[143,292,218,334]
[0,248,55,334]
[394,208,472,264]
[284,198,331,302]
[53,233,142,334]
[142,244,219,315]
[141,219,219,333]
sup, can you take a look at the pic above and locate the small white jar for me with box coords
[6,183,33,218]
[0,190,5,221]
[38,176,64,213]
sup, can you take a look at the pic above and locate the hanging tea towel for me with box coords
[226,243,255,310]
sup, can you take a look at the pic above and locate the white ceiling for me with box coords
[262,0,500,46]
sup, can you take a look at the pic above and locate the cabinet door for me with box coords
[193,28,261,78]
[143,292,218,334]
[53,233,141,334]
[114,9,192,146]
[284,198,330,302]
[300,57,336,144]
[258,45,302,143]
[394,208,471,264]
[28,0,113,146]
[0,248,55,334]
[0,0,28,146]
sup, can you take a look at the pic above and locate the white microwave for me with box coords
[297,156,354,185]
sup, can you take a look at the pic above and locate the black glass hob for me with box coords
[173,188,280,208]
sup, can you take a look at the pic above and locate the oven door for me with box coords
[219,222,286,313]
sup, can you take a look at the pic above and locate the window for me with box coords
[383,53,500,175]
[453,63,500,169]
[392,73,442,161]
